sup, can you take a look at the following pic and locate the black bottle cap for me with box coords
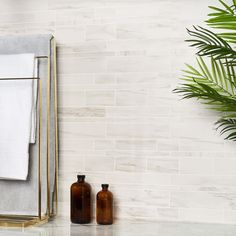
[102,184,109,189]
[77,175,85,181]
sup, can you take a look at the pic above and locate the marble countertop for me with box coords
[0,217,236,236]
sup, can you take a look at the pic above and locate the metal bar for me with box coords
[0,77,39,80]
[53,38,59,217]
[46,39,52,217]
[38,79,42,220]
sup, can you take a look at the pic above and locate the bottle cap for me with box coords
[77,175,85,180]
[102,184,109,188]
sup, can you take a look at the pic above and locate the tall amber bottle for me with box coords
[70,175,91,224]
[96,184,113,225]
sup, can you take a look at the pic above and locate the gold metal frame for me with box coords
[0,41,58,227]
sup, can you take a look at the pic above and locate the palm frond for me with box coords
[181,57,236,96]
[174,82,236,115]
[217,32,236,44]
[216,118,236,140]
[207,0,236,43]
[175,0,236,141]
[186,26,236,63]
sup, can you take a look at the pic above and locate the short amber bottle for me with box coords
[96,184,113,225]
[70,175,92,224]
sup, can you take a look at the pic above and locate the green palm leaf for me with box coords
[216,118,236,140]
[181,57,236,96]
[207,0,236,31]
[175,0,236,141]
[186,26,236,63]
[207,0,236,44]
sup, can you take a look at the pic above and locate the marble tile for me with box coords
[116,140,156,150]
[59,107,106,118]
[115,157,146,172]
[94,73,116,84]
[94,140,115,150]
[147,158,178,173]
[171,191,236,210]
[57,42,107,55]
[171,175,236,187]
[106,106,171,118]
[116,89,147,106]
[59,137,94,154]
[58,55,107,74]
[55,25,86,44]
[157,139,179,151]
[86,24,116,41]
[214,158,236,175]
[178,208,224,224]
[58,89,86,107]
[85,156,114,171]
[86,90,115,106]
[55,9,94,26]
[179,158,214,175]
[58,73,94,86]
[107,123,170,139]
[60,121,106,139]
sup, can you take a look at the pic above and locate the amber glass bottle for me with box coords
[96,184,113,225]
[70,175,91,224]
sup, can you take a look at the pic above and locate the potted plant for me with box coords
[174,0,236,140]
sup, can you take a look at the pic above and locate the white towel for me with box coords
[0,54,38,180]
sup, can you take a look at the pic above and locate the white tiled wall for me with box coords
[1,0,236,224]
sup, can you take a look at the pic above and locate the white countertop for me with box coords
[0,217,236,236]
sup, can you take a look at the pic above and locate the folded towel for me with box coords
[0,54,38,180]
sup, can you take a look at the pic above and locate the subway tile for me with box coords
[94,140,115,150]
[224,210,236,224]
[58,107,106,118]
[59,137,93,153]
[115,157,146,172]
[86,24,116,41]
[116,140,156,150]
[147,158,178,173]
[113,187,170,207]
[116,89,147,106]
[85,156,114,171]
[107,123,170,139]
[0,0,48,13]
[58,89,86,107]
[214,158,236,175]
[58,74,94,86]
[86,90,115,106]
[178,208,224,224]
[0,11,55,25]
[116,206,178,221]
[55,9,94,26]
[106,106,171,118]
[57,42,107,55]
[60,121,106,139]
[157,139,179,151]
[55,25,85,44]
[171,175,236,187]
[58,55,107,74]
[179,158,214,175]
[171,191,236,210]
[94,73,116,84]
